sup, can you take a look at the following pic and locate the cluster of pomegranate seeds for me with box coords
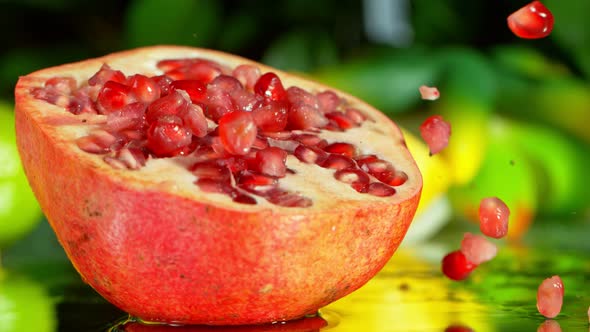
[418,85,440,101]
[419,115,451,156]
[537,276,564,319]
[507,1,554,39]
[32,57,408,207]
[478,196,510,238]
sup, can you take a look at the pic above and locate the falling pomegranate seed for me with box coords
[218,111,257,155]
[419,85,440,101]
[441,250,477,281]
[419,115,451,156]
[460,232,498,265]
[479,197,510,239]
[537,320,561,332]
[537,276,564,319]
[507,1,554,39]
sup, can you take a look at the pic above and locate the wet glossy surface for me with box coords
[2,220,590,331]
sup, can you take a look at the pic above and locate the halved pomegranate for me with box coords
[14,46,422,325]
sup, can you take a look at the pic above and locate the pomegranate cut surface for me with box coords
[507,1,554,39]
[537,276,564,318]
[15,46,422,325]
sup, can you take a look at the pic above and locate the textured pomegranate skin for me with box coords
[14,46,421,325]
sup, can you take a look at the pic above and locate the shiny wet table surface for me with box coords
[3,220,590,332]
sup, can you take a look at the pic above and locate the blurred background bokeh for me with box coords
[1,0,590,331]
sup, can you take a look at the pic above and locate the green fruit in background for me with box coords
[449,140,538,239]
[0,272,56,332]
[491,117,590,218]
[0,102,43,248]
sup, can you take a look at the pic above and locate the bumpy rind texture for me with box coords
[14,46,422,325]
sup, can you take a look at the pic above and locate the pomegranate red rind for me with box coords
[14,46,422,325]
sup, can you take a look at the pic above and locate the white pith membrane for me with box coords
[25,46,420,210]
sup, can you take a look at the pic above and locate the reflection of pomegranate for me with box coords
[15,46,422,325]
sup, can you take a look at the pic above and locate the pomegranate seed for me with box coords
[96,81,136,114]
[344,108,367,125]
[325,111,357,130]
[218,156,248,174]
[232,192,257,205]
[367,182,396,197]
[31,86,70,108]
[170,80,207,103]
[324,142,356,158]
[191,160,232,181]
[218,111,257,155]
[479,197,510,239]
[232,64,261,91]
[419,85,440,101]
[288,104,329,130]
[209,75,243,94]
[293,145,328,165]
[266,189,312,208]
[164,61,222,83]
[232,89,263,112]
[146,116,193,157]
[460,232,498,265]
[88,64,126,86]
[293,134,328,148]
[254,147,288,177]
[206,85,237,122]
[152,75,173,96]
[156,58,220,71]
[195,178,232,194]
[419,115,451,155]
[254,72,287,102]
[128,74,161,104]
[146,90,190,123]
[317,90,341,113]
[45,76,77,94]
[181,104,208,137]
[67,87,99,114]
[537,320,561,332]
[104,102,146,133]
[334,168,370,185]
[441,250,477,281]
[320,154,355,170]
[537,276,564,318]
[252,101,288,132]
[286,86,320,109]
[507,1,554,39]
[237,171,277,193]
[75,130,119,154]
[108,146,147,170]
[373,169,408,186]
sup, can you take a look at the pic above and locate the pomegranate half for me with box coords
[14,46,422,325]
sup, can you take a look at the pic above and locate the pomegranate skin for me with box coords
[14,46,422,325]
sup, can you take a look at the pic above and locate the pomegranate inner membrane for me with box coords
[32,58,408,207]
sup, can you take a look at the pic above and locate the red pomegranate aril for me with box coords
[324,142,356,158]
[111,146,147,170]
[232,64,261,91]
[367,182,396,197]
[334,168,370,185]
[420,115,451,155]
[537,276,564,318]
[374,170,408,187]
[252,101,288,132]
[195,178,232,194]
[206,85,238,122]
[254,72,287,102]
[66,87,98,114]
[286,86,320,109]
[252,136,269,150]
[507,1,554,39]
[317,90,341,113]
[232,89,263,113]
[345,108,367,125]
[218,156,248,174]
[232,192,257,205]
[152,75,173,96]
[218,111,257,155]
[237,171,277,193]
[180,104,208,138]
[266,189,313,208]
[479,197,510,239]
[325,111,356,130]
[128,74,161,104]
[104,102,146,133]
[45,76,77,94]
[170,80,207,103]
[31,86,70,108]
[294,134,328,148]
[209,75,243,94]
[146,117,193,157]
[460,232,498,265]
[96,81,136,114]
[254,147,288,178]
[288,104,329,130]
[321,154,355,170]
[76,130,119,154]
[88,64,126,86]
[419,85,440,101]
[191,160,232,181]
[164,61,222,83]
[293,145,328,165]
[441,250,477,281]
[146,90,190,124]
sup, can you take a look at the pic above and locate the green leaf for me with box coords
[125,0,221,48]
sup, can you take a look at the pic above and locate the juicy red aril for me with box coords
[195,178,232,194]
[441,250,477,281]
[128,74,161,104]
[152,75,173,95]
[324,142,356,158]
[146,90,190,124]
[206,85,237,122]
[286,86,320,109]
[88,64,126,86]
[334,168,370,192]
[479,197,510,239]
[254,72,286,102]
[419,85,440,101]
[320,154,355,170]
[76,130,119,154]
[45,76,77,94]
[288,104,329,130]
[367,182,396,197]
[265,189,313,208]
[146,117,193,157]
[316,90,341,113]
[97,81,136,114]
[170,80,207,103]
[161,60,222,83]
[294,134,327,148]
[507,1,554,39]
[325,111,356,130]
[460,232,498,265]
[254,147,288,177]
[104,102,146,133]
[373,170,408,187]
[218,111,257,155]
[420,115,451,155]
[252,101,288,132]
[191,160,232,182]
[237,171,277,194]
[294,145,328,165]
[180,104,208,137]
[232,192,257,205]
[537,275,564,318]
[345,108,367,125]
[232,64,261,91]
